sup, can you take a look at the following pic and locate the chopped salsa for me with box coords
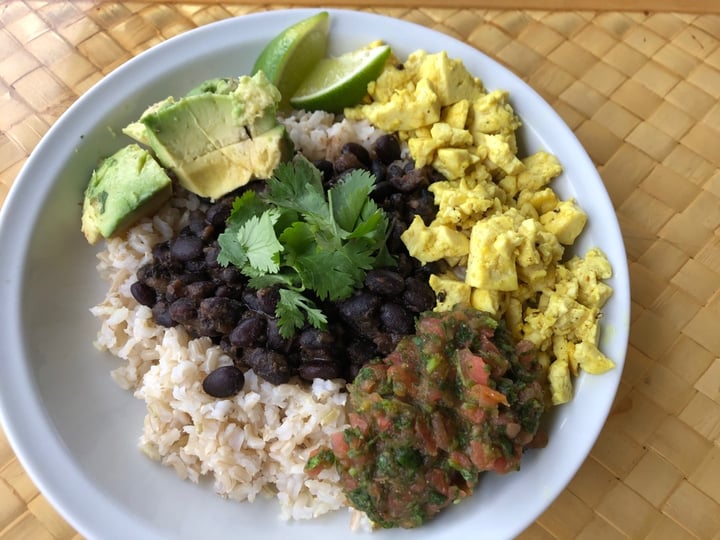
[306,305,550,528]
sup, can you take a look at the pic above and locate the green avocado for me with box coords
[81,144,172,244]
[185,77,238,97]
[176,124,293,200]
[122,71,290,200]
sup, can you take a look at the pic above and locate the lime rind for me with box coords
[252,11,330,109]
[290,44,392,114]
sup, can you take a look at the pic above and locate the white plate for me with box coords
[0,8,630,540]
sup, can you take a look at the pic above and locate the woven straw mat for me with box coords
[1,2,719,539]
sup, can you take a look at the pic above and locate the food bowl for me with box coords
[0,8,630,540]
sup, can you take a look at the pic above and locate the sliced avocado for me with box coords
[122,97,177,147]
[81,144,172,244]
[177,124,293,200]
[185,77,239,97]
[123,71,285,201]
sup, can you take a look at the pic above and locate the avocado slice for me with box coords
[122,71,288,201]
[185,77,239,97]
[177,124,293,200]
[81,144,172,244]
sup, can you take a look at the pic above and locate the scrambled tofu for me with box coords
[346,49,615,406]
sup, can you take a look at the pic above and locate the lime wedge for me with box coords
[252,11,330,110]
[290,44,392,114]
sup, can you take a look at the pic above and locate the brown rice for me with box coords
[90,111,384,521]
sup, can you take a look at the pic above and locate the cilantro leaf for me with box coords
[264,157,332,232]
[226,189,268,228]
[248,273,297,290]
[292,250,357,301]
[234,211,283,274]
[276,288,327,338]
[348,205,386,241]
[329,169,376,233]
[278,221,316,262]
[217,156,397,337]
[217,229,249,268]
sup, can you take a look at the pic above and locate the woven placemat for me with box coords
[1,2,719,539]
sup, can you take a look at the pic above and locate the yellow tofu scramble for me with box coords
[346,49,615,405]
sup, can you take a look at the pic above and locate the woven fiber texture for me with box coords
[1,2,719,539]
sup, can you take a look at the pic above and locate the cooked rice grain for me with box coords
[279,110,384,161]
[91,191,349,521]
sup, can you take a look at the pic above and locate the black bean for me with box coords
[137,263,154,283]
[230,316,267,348]
[380,302,415,334]
[373,134,401,165]
[373,332,399,355]
[347,338,376,367]
[370,159,386,183]
[185,280,217,300]
[193,317,221,338]
[402,277,436,313]
[205,245,221,268]
[137,263,169,291]
[244,348,291,385]
[242,287,279,315]
[313,159,335,185]
[365,269,405,296]
[429,167,446,184]
[200,224,217,242]
[255,287,279,315]
[386,219,408,254]
[178,225,194,237]
[414,260,447,279]
[152,241,172,264]
[334,152,364,174]
[338,292,380,322]
[347,363,364,382]
[165,278,186,303]
[386,160,407,179]
[206,201,232,228]
[215,284,243,300]
[299,328,335,350]
[406,188,436,225]
[338,292,381,338]
[265,318,295,353]
[199,297,244,334]
[202,365,245,398]
[394,252,420,277]
[171,235,204,262]
[244,179,268,196]
[301,347,335,364]
[218,335,236,356]
[152,301,176,327]
[131,281,157,307]
[169,298,197,324]
[390,166,430,193]
[299,360,342,381]
[382,194,404,217]
[183,260,208,275]
[217,266,244,285]
[188,210,207,236]
[182,271,211,284]
[370,180,394,203]
[342,142,372,168]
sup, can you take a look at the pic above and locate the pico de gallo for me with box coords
[306,305,550,528]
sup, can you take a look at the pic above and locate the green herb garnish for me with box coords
[217,155,394,337]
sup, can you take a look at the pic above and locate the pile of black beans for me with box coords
[130,134,446,397]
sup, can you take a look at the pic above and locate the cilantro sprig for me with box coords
[217,156,394,338]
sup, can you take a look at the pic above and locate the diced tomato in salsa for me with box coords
[305,306,549,529]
